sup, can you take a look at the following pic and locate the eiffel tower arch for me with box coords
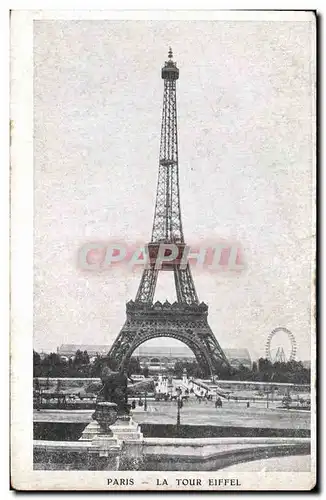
[109,300,227,377]
[108,49,230,377]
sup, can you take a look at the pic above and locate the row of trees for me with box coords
[33,350,150,379]
[172,360,205,379]
[172,358,310,384]
[34,350,93,378]
[33,350,310,385]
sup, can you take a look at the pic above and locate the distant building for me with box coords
[134,343,195,372]
[57,344,109,358]
[55,343,252,372]
[223,348,252,369]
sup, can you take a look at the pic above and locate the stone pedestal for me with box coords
[111,416,144,470]
[89,436,121,470]
[79,420,109,441]
[80,409,142,444]
[78,402,143,470]
[110,415,143,442]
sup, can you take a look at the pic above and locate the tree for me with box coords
[90,354,104,377]
[73,350,85,368]
[143,365,149,378]
[34,377,40,392]
[172,360,203,379]
[40,352,63,378]
[173,361,183,378]
[70,350,91,376]
[106,356,119,372]
[56,379,62,393]
[33,350,42,377]
[128,357,142,376]
[236,364,252,381]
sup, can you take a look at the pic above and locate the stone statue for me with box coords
[84,361,155,418]
[98,365,130,415]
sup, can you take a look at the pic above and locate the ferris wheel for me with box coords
[265,327,297,363]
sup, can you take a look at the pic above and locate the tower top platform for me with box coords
[162,47,179,80]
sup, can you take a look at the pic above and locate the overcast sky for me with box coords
[33,19,315,361]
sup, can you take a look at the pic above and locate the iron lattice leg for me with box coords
[135,267,159,304]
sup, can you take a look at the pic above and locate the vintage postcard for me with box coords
[10,9,316,491]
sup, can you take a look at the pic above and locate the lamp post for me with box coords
[177,397,181,428]
[144,391,147,411]
[176,387,182,431]
[265,389,273,409]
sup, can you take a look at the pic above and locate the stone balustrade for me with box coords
[34,433,310,471]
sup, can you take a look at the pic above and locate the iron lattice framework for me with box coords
[109,49,230,376]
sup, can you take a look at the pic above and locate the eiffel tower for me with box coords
[108,49,230,376]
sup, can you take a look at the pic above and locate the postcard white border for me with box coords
[10,8,316,491]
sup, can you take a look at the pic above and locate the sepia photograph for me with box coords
[10,9,316,491]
